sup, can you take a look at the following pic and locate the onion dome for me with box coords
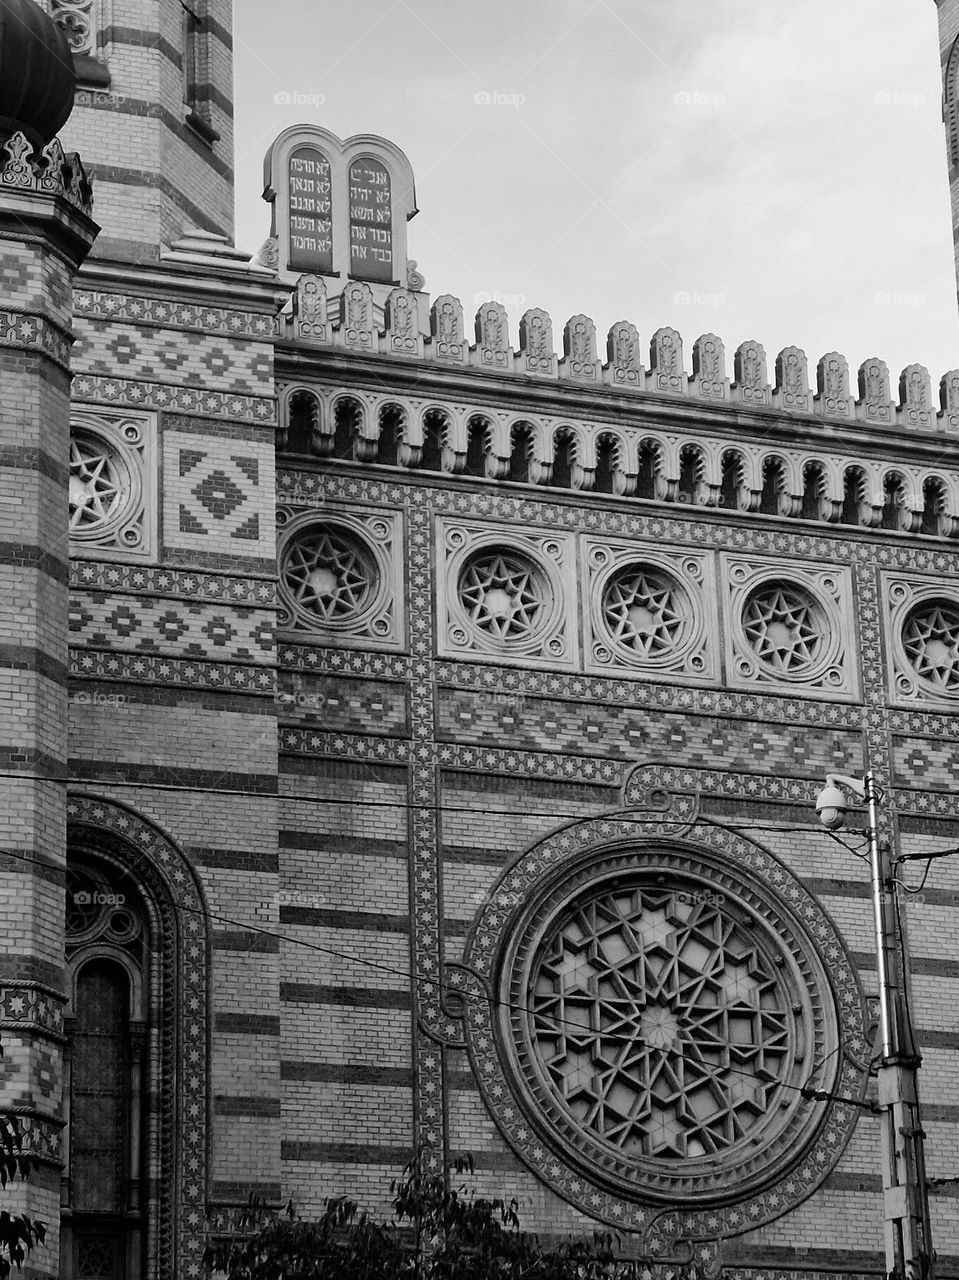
[0,0,76,149]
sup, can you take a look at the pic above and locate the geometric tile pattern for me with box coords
[436,687,861,775]
[73,290,279,340]
[164,432,273,555]
[71,373,276,424]
[277,674,407,734]
[70,648,277,695]
[73,321,272,395]
[0,307,71,369]
[70,560,275,606]
[69,592,274,662]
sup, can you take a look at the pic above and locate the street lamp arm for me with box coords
[823,773,867,799]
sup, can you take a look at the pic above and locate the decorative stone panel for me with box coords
[436,520,576,668]
[462,814,869,1236]
[582,539,718,684]
[163,430,273,556]
[722,556,857,698]
[884,574,959,706]
[69,405,156,561]
[276,505,404,651]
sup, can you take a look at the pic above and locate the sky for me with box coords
[233,0,959,389]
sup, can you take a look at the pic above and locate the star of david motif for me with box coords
[742,584,824,674]
[69,433,124,530]
[902,600,959,692]
[458,550,546,641]
[282,527,376,622]
[602,566,689,658]
[528,887,790,1160]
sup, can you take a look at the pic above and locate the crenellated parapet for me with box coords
[283,276,959,434]
[0,131,93,215]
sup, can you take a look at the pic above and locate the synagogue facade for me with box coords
[4,2,959,1278]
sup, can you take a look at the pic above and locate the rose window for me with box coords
[281,525,377,626]
[458,548,547,642]
[69,432,125,531]
[526,883,791,1162]
[902,598,959,692]
[742,582,825,676]
[601,564,692,660]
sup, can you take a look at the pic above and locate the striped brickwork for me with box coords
[0,176,96,1276]
[65,258,289,1267]
[271,339,959,1277]
[53,0,234,261]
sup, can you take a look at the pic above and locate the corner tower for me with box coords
[43,0,233,261]
[937,0,959,295]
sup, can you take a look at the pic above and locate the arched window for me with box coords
[63,867,148,1279]
[64,796,211,1279]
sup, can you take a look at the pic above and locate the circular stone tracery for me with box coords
[902,598,959,693]
[465,830,869,1227]
[741,582,826,677]
[600,564,693,662]
[527,881,793,1163]
[457,548,547,643]
[69,432,125,532]
[280,524,378,627]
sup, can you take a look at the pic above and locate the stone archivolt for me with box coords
[279,382,959,539]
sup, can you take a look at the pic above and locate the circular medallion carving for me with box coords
[464,821,869,1236]
[279,522,379,630]
[599,563,696,665]
[902,597,959,694]
[69,428,136,541]
[741,582,828,679]
[457,547,549,645]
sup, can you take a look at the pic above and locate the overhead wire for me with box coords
[0,841,874,1113]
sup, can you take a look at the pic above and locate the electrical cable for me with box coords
[0,841,873,1113]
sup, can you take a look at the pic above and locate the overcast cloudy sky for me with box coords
[233,0,959,389]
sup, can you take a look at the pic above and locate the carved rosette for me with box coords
[276,506,404,650]
[68,407,156,560]
[722,556,857,697]
[463,814,870,1239]
[436,520,575,667]
[583,540,718,683]
[885,574,959,706]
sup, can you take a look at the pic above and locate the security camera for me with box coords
[815,781,848,830]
